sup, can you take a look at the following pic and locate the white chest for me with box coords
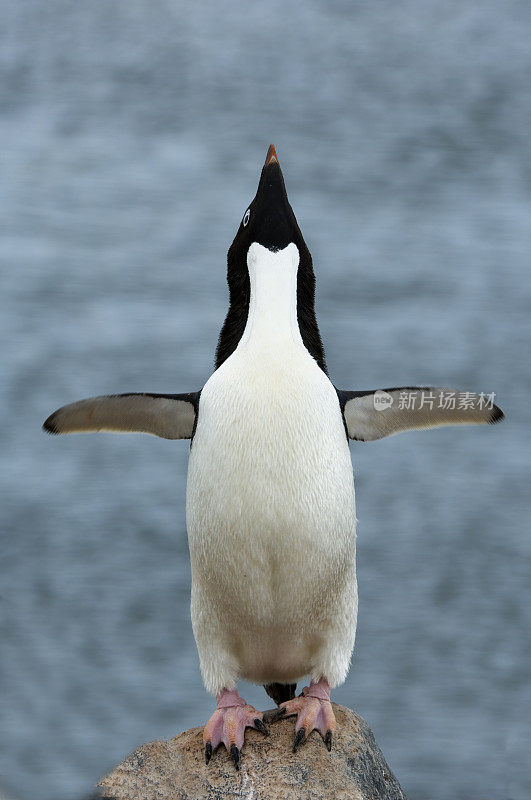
[189,343,353,515]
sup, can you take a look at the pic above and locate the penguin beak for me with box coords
[255,143,289,217]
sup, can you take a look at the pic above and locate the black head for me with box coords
[215,145,327,372]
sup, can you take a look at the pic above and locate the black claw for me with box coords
[205,741,213,765]
[263,706,286,724]
[230,743,241,770]
[325,729,333,751]
[254,717,269,736]
[293,727,306,752]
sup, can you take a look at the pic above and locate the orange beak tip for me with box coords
[265,143,279,166]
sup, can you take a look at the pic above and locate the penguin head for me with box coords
[216,145,327,374]
[229,144,305,255]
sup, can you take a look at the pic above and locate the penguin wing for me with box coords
[337,387,504,441]
[43,392,200,439]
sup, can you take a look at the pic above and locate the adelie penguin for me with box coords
[44,144,504,769]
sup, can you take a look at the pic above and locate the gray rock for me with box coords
[98,704,406,800]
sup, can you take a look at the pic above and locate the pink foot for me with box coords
[203,688,268,769]
[268,678,336,752]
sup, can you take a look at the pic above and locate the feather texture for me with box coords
[43,392,199,439]
[338,387,504,441]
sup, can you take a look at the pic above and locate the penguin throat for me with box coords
[239,242,302,352]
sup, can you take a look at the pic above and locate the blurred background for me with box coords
[1,1,530,798]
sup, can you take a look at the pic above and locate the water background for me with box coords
[1,2,530,798]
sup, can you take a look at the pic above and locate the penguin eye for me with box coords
[243,208,250,227]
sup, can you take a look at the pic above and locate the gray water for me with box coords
[1,2,530,799]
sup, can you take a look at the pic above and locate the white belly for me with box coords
[186,346,357,692]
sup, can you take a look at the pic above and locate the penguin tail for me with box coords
[264,682,297,706]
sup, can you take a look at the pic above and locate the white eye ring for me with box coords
[243,208,250,227]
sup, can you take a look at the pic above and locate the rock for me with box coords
[98,704,406,800]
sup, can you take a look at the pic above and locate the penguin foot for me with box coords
[203,688,268,769]
[268,678,336,752]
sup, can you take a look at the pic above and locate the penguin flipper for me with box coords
[337,387,503,441]
[43,392,200,439]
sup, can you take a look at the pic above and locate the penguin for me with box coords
[44,144,504,769]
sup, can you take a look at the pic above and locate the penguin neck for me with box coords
[238,242,303,354]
